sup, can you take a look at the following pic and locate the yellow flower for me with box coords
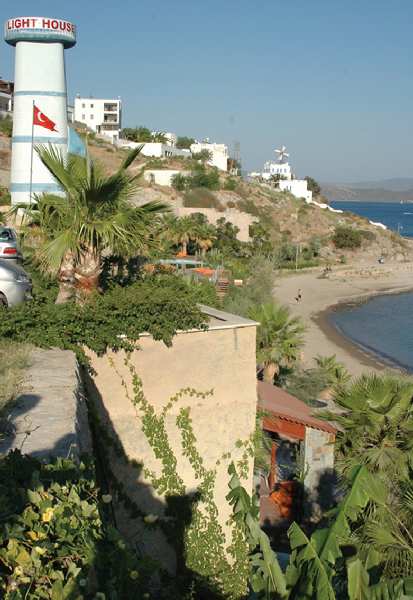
[129,570,139,580]
[143,514,158,524]
[41,507,54,523]
[26,530,38,541]
[14,566,24,577]
[34,546,47,555]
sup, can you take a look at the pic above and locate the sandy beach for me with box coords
[274,263,413,376]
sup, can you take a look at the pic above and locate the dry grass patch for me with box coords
[0,341,31,414]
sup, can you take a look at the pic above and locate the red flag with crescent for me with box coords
[33,105,57,132]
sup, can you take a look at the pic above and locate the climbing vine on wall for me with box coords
[101,357,255,600]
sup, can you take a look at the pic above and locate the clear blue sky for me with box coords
[1,0,413,182]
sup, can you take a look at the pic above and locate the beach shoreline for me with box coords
[274,264,413,376]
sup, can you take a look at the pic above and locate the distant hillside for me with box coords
[322,182,413,203]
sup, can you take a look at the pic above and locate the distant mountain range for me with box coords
[321,178,413,203]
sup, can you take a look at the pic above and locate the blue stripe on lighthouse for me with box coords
[14,90,67,97]
[12,136,68,144]
[10,183,63,193]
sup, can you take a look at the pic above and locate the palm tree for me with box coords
[168,216,200,256]
[314,354,350,401]
[151,131,168,143]
[321,373,413,483]
[248,302,306,384]
[194,222,216,257]
[28,144,168,302]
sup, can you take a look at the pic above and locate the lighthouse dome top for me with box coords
[5,17,76,48]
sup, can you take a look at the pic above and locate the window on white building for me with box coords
[90,114,94,120]
[82,114,85,120]
[90,104,94,108]
[82,103,85,109]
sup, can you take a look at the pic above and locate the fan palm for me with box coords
[357,478,413,578]
[28,144,168,302]
[248,302,306,384]
[194,222,216,257]
[321,373,413,483]
[167,216,200,255]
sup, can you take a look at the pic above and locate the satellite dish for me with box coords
[275,145,289,163]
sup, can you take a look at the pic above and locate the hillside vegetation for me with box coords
[2,132,412,265]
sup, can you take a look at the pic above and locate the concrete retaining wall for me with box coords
[0,348,91,460]
[84,307,258,570]
[175,206,257,242]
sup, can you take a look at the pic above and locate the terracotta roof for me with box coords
[257,381,336,434]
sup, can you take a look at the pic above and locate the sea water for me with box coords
[329,292,413,372]
[331,200,413,238]
[328,201,413,369]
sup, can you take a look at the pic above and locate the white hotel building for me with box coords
[250,154,312,203]
[74,96,121,143]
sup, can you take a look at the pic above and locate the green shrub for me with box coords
[332,225,363,249]
[189,165,220,190]
[236,199,261,216]
[0,186,11,205]
[0,451,152,598]
[183,188,223,210]
[176,136,195,149]
[0,116,12,137]
[171,172,188,191]
[360,229,376,242]
[0,275,207,364]
[145,157,166,169]
[223,177,238,191]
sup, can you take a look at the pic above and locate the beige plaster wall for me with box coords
[86,323,257,568]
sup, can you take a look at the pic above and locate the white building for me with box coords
[74,96,121,143]
[118,138,190,159]
[144,169,190,186]
[278,178,312,202]
[190,141,228,172]
[67,104,74,123]
[249,147,312,203]
[0,79,13,119]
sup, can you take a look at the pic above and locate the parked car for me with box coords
[0,226,22,263]
[0,259,32,307]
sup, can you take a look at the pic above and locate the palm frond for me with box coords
[120,144,144,170]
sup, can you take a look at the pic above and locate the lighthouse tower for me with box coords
[4,17,76,205]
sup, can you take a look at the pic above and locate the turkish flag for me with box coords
[33,105,57,132]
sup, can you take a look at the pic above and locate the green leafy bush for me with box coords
[0,451,152,599]
[176,136,195,149]
[332,226,363,249]
[0,186,11,205]
[189,165,220,190]
[0,116,12,137]
[171,172,187,191]
[183,188,224,210]
[223,177,238,191]
[0,275,207,364]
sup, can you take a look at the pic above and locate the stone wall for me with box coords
[304,427,336,517]
[0,348,91,460]
[175,206,258,242]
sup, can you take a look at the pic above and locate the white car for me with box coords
[0,227,22,263]
[0,259,32,307]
